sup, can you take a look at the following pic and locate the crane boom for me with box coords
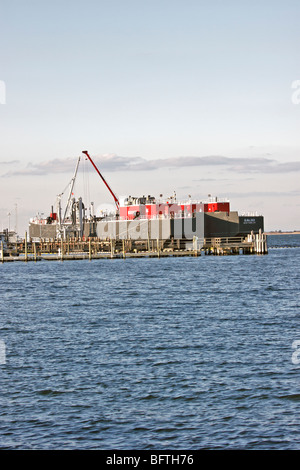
[82,150,120,211]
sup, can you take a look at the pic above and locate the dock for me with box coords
[1,231,268,262]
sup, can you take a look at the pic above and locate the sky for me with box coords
[1,0,300,233]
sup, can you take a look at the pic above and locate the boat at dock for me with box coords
[28,150,267,255]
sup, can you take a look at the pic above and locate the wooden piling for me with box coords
[0,230,269,262]
[193,236,198,256]
[25,232,28,262]
[89,238,92,260]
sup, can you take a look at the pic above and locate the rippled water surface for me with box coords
[1,235,300,449]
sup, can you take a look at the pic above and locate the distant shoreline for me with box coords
[265,231,300,235]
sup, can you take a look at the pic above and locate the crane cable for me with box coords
[82,156,92,216]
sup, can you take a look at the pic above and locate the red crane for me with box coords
[82,150,120,211]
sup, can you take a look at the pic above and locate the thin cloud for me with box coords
[225,189,300,198]
[2,153,300,177]
[266,161,300,173]
[0,160,19,165]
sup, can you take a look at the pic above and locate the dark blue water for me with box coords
[1,235,300,450]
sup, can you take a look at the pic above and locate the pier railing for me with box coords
[204,236,248,245]
[203,230,267,254]
[1,230,268,262]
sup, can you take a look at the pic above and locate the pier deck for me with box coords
[1,233,268,262]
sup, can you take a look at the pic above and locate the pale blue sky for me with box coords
[1,0,300,232]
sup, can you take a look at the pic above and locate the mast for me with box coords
[63,156,81,223]
[56,193,62,238]
[82,150,120,211]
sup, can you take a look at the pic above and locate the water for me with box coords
[0,234,300,450]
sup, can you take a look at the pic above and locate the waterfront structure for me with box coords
[27,151,266,255]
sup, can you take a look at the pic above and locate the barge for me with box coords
[28,150,266,254]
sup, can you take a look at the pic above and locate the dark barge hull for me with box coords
[29,211,264,244]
